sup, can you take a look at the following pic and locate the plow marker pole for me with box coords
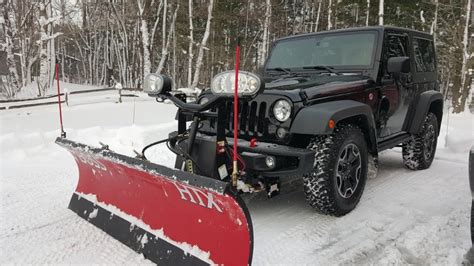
[56,63,66,138]
[232,39,241,187]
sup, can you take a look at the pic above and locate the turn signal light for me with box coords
[250,138,257,148]
[328,119,335,129]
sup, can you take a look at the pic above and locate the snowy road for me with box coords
[1,98,473,264]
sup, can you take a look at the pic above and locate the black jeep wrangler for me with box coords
[143,26,443,216]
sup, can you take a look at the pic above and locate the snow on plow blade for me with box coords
[56,138,253,265]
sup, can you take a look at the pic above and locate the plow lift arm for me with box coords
[56,74,255,265]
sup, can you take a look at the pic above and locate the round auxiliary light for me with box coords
[276,127,287,139]
[143,73,164,95]
[273,99,292,122]
[265,156,276,169]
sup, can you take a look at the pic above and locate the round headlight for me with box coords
[211,70,262,96]
[273,99,292,122]
[143,73,164,95]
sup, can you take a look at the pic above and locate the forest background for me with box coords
[1,0,472,112]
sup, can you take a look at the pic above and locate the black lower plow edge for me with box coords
[69,193,208,265]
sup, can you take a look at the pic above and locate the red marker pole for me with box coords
[56,63,66,138]
[232,39,241,187]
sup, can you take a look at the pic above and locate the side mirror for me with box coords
[387,57,410,74]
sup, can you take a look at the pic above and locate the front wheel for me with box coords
[303,125,368,216]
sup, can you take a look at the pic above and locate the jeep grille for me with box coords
[205,100,268,138]
[225,100,267,137]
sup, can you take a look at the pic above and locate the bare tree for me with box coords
[2,0,21,97]
[378,0,384,25]
[157,2,179,74]
[460,0,472,110]
[38,0,61,95]
[328,0,333,30]
[109,1,130,87]
[258,0,271,67]
[150,0,164,55]
[430,0,438,42]
[190,0,214,90]
[355,3,359,24]
[14,1,40,88]
[187,0,194,87]
[315,0,321,32]
[366,0,370,26]
[138,0,151,76]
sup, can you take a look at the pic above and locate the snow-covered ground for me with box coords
[0,93,473,264]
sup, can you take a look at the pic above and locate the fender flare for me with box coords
[290,100,378,154]
[405,90,443,135]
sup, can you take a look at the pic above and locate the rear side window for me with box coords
[413,38,436,72]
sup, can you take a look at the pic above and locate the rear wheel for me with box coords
[303,125,368,216]
[402,112,438,170]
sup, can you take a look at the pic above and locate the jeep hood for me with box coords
[263,75,373,101]
[264,75,370,91]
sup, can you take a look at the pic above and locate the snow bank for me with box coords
[438,111,474,163]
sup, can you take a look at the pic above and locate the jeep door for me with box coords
[378,31,411,138]
[409,36,437,91]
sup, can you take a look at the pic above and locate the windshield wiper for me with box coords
[266,67,293,74]
[302,65,342,75]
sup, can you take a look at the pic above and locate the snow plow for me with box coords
[56,137,253,265]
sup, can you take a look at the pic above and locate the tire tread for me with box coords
[303,124,366,216]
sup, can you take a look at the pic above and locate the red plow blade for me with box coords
[56,137,253,265]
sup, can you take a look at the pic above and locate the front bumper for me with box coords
[197,134,315,178]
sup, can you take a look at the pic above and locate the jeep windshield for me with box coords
[265,31,378,73]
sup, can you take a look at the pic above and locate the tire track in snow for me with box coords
[248,149,470,265]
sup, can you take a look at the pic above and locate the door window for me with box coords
[386,34,409,57]
[384,34,409,75]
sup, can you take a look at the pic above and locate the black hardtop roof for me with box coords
[275,26,433,42]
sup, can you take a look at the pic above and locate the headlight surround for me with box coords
[211,70,262,97]
[273,99,292,122]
